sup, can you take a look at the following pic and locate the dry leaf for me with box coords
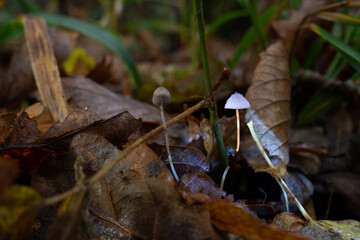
[273,212,306,231]
[245,40,291,178]
[150,143,210,172]
[177,173,224,199]
[44,110,142,148]
[0,111,40,147]
[70,133,221,239]
[301,220,360,240]
[205,199,308,240]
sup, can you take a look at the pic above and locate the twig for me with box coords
[87,99,208,184]
[42,99,208,206]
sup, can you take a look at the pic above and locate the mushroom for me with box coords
[152,87,179,181]
[220,92,250,191]
[224,92,250,152]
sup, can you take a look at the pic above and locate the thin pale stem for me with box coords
[160,104,179,181]
[236,109,240,152]
[220,165,230,191]
[247,120,312,222]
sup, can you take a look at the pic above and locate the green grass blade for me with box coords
[317,12,360,25]
[14,0,41,13]
[33,13,142,96]
[206,10,248,38]
[0,19,24,45]
[229,6,278,69]
[310,24,360,73]
[238,0,269,50]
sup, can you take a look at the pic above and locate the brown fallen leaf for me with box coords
[301,220,360,240]
[150,143,210,172]
[205,199,309,240]
[70,132,221,239]
[273,212,306,232]
[44,110,142,149]
[245,40,291,178]
[0,111,41,147]
[62,75,186,141]
[0,148,52,173]
[177,172,224,199]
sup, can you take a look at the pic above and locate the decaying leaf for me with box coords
[301,220,360,240]
[44,110,142,148]
[150,143,210,172]
[70,132,221,239]
[273,212,306,231]
[0,111,41,147]
[205,199,308,240]
[245,40,291,178]
[177,173,224,199]
[62,75,186,140]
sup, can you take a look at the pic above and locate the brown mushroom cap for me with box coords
[152,87,171,106]
[224,92,250,109]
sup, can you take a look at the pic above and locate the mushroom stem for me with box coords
[220,165,230,191]
[236,109,240,152]
[160,104,179,181]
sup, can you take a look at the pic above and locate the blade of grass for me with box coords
[0,19,24,45]
[237,0,269,50]
[33,13,142,97]
[195,0,227,167]
[229,6,278,70]
[326,9,360,79]
[317,11,360,25]
[310,24,360,73]
[206,10,248,38]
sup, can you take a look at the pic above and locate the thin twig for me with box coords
[42,100,208,206]
[88,99,208,184]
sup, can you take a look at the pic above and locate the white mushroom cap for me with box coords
[224,92,250,109]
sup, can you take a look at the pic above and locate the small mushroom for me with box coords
[152,87,179,181]
[224,92,250,152]
[220,92,250,191]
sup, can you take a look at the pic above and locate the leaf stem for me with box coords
[195,0,227,167]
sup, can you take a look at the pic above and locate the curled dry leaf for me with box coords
[245,41,291,178]
[205,199,308,240]
[70,133,221,239]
